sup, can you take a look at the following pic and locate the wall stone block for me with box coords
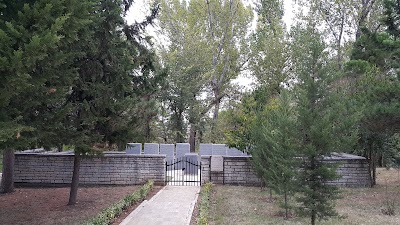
[201,156,371,187]
[14,153,166,186]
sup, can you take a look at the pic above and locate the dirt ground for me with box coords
[189,192,200,225]
[208,168,400,225]
[0,185,162,225]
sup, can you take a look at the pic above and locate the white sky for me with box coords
[125,0,295,89]
[126,0,295,28]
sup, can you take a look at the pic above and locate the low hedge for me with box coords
[197,182,213,225]
[85,180,154,225]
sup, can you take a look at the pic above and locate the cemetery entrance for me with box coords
[165,156,201,186]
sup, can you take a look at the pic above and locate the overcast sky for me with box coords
[126,0,295,29]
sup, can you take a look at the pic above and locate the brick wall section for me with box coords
[15,153,371,187]
[201,156,261,186]
[223,157,261,185]
[201,157,211,184]
[201,156,371,187]
[325,159,371,187]
[14,153,165,185]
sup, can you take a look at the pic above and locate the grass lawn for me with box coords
[208,168,400,225]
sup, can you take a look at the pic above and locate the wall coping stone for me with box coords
[15,153,166,159]
[202,154,367,161]
[201,156,252,159]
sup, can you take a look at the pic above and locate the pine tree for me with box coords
[290,24,359,225]
[347,0,400,185]
[65,0,162,205]
[251,92,299,219]
[383,0,400,38]
[0,0,92,193]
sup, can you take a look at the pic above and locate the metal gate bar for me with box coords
[165,156,201,186]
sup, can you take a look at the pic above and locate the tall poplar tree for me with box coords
[157,0,211,144]
[157,0,253,149]
[297,0,382,67]
[224,0,289,152]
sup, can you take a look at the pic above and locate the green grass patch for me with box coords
[85,180,154,225]
[197,182,213,225]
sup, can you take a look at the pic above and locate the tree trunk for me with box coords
[175,110,184,143]
[269,187,273,202]
[284,190,288,219]
[68,154,81,205]
[198,127,204,144]
[0,149,15,193]
[210,95,221,143]
[145,116,151,142]
[213,99,220,122]
[367,141,376,186]
[355,0,376,41]
[189,124,196,152]
[311,212,316,225]
[337,14,344,69]
[372,152,377,186]
[337,41,342,69]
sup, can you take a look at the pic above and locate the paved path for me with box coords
[120,186,200,225]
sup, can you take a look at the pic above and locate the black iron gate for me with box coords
[165,157,201,186]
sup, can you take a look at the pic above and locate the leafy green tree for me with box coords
[297,0,382,68]
[157,0,253,149]
[205,0,253,141]
[158,0,214,147]
[158,0,211,145]
[250,0,288,87]
[223,0,289,152]
[223,87,269,151]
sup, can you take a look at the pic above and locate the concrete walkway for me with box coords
[120,186,200,225]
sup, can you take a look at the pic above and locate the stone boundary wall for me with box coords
[325,158,371,187]
[201,156,371,187]
[14,151,371,188]
[201,156,261,186]
[14,153,165,186]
